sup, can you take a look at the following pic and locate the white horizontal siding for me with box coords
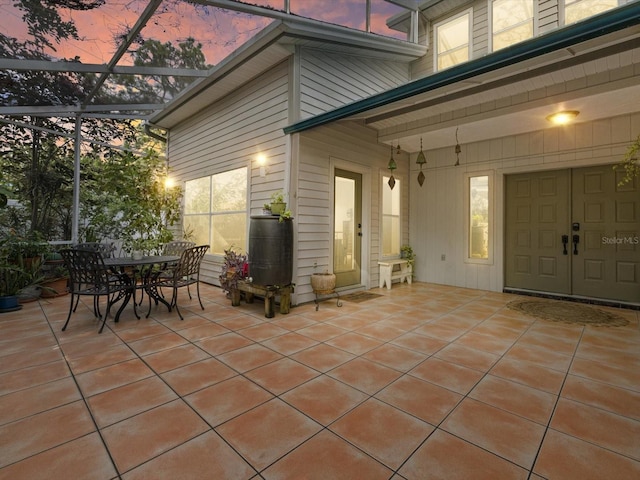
[539,0,559,33]
[299,48,409,120]
[167,61,291,286]
[295,122,410,304]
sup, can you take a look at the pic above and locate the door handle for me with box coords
[561,235,569,255]
[572,234,580,255]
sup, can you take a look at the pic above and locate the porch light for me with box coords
[387,145,397,190]
[164,176,175,189]
[256,154,267,177]
[416,137,426,187]
[546,110,579,125]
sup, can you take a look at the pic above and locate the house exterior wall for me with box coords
[294,122,410,304]
[167,61,291,285]
[409,112,640,292]
[410,0,566,80]
[298,47,410,120]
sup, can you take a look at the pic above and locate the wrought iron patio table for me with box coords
[105,255,180,319]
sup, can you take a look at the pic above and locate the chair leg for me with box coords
[171,287,184,320]
[196,280,204,310]
[61,295,75,331]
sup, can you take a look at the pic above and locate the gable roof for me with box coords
[149,18,426,129]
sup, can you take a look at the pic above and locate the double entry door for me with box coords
[505,165,639,303]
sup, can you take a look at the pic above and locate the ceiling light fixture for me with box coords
[546,110,579,125]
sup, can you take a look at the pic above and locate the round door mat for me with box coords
[507,299,629,327]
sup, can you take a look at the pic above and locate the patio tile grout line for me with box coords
[40,299,125,480]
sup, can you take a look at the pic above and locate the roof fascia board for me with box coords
[279,20,426,59]
[0,59,209,77]
[284,2,640,135]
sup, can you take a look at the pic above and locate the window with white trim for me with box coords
[564,0,623,25]
[492,0,534,51]
[183,167,248,255]
[382,176,401,257]
[435,10,471,71]
[467,174,492,262]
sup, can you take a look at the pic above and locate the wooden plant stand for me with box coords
[230,280,293,318]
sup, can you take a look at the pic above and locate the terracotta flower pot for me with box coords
[311,272,336,294]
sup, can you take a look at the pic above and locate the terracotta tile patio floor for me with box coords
[1,282,639,479]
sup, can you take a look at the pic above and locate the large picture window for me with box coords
[382,176,401,257]
[184,167,248,255]
[435,10,471,71]
[492,0,534,51]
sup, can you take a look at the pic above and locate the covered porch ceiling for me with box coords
[295,4,640,155]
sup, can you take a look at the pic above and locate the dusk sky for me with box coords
[1,0,406,66]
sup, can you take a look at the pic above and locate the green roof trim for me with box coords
[284,2,640,135]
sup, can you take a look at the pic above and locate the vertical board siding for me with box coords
[167,62,291,286]
[299,49,409,120]
[409,112,640,293]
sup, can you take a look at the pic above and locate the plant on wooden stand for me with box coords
[219,246,248,304]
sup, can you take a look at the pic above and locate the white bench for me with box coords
[378,259,412,290]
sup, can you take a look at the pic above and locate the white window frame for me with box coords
[381,172,402,259]
[464,171,494,265]
[561,0,627,26]
[489,0,537,52]
[183,165,249,257]
[433,8,473,72]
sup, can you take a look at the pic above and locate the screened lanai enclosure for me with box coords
[0,0,416,244]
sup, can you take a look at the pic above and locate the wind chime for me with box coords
[455,127,461,166]
[416,137,426,186]
[387,145,397,189]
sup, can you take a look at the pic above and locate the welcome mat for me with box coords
[340,292,383,303]
[507,299,628,327]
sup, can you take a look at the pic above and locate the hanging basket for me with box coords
[311,272,336,294]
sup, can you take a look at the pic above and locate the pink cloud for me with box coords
[3,0,407,66]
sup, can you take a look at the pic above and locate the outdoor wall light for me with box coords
[416,137,426,186]
[256,154,267,177]
[546,110,579,125]
[164,176,175,189]
[387,145,397,190]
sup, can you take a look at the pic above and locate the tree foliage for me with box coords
[81,147,182,254]
[113,37,210,103]
[1,0,206,243]
[615,134,640,186]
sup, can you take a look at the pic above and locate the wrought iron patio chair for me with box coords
[162,241,196,256]
[60,248,132,333]
[156,245,209,320]
[74,242,116,258]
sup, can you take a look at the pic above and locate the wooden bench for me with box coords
[230,280,293,318]
[378,259,412,290]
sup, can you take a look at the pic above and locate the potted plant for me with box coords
[0,264,30,311]
[310,269,336,294]
[400,244,415,276]
[39,264,69,298]
[219,246,248,305]
[269,190,287,215]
